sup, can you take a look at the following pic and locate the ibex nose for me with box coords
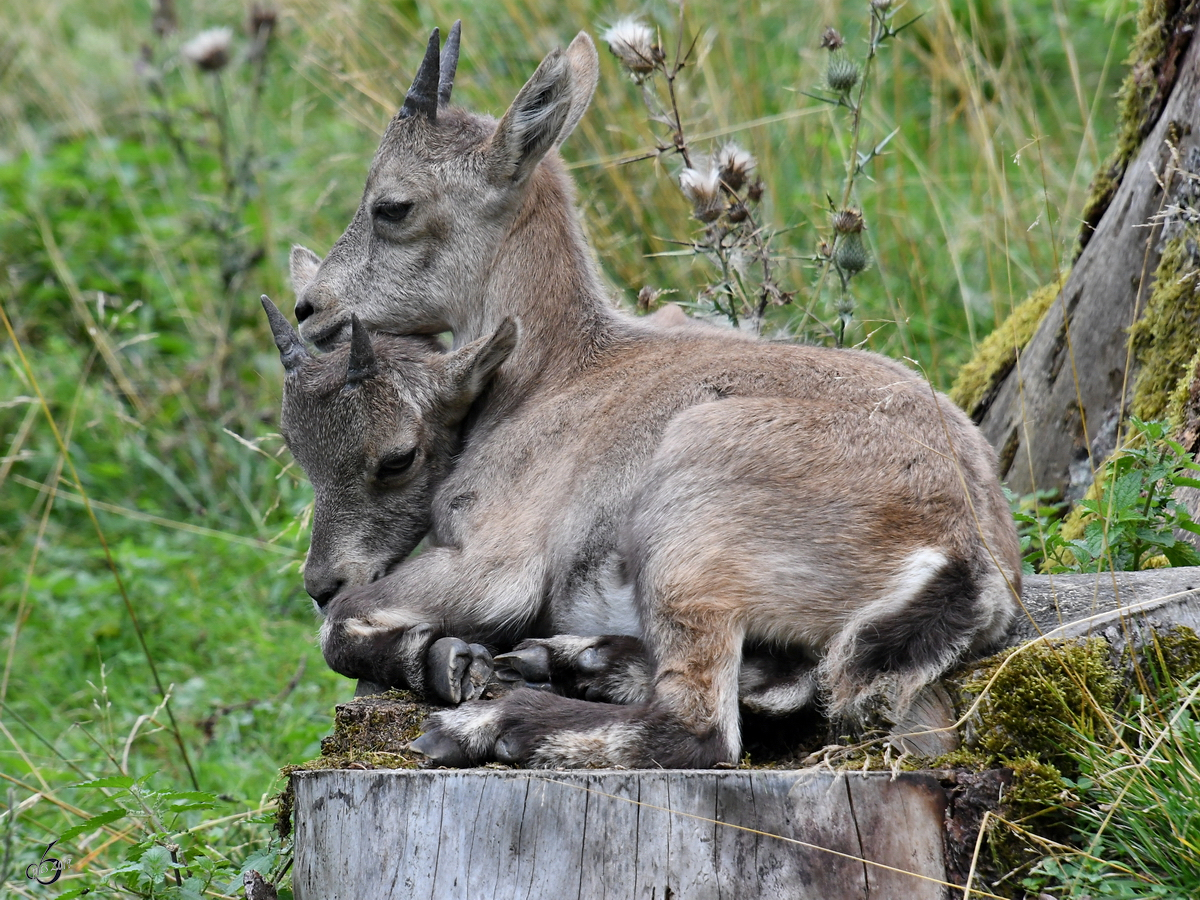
[305,572,345,610]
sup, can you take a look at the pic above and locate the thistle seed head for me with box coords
[182,26,233,72]
[680,167,724,222]
[248,4,278,39]
[831,207,865,234]
[826,53,860,94]
[871,0,895,12]
[716,143,756,193]
[834,231,870,275]
[603,19,661,81]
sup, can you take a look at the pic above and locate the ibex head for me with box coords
[292,23,599,348]
[262,295,518,607]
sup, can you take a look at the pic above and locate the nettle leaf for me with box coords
[58,807,130,843]
[1163,542,1200,567]
[56,886,96,899]
[163,875,208,899]
[140,845,174,884]
[1110,470,1145,514]
[162,790,223,812]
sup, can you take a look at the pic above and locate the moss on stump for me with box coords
[949,273,1068,419]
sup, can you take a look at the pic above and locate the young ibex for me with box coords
[261,295,518,702]
[288,24,1023,768]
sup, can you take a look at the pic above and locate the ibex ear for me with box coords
[290,245,322,295]
[488,49,574,184]
[557,33,598,147]
[442,318,518,414]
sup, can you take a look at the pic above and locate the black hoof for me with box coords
[464,643,493,701]
[428,637,494,705]
[409,730,470,767]
[494,644,552,682]
[578,646,609,674]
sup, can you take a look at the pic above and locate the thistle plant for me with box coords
[602,13,788,332]
[802,3,919,344]
[136,1,279,405]
[604,3,917,344]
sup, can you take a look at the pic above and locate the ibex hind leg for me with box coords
[738,648,820,716]
[821,551,985,719]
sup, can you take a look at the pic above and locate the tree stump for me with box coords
[291,768,957,900]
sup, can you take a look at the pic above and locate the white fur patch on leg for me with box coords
[427,702,504,757]
[739,671,819,715]
[527,722,644,768]
[339,607,424,639]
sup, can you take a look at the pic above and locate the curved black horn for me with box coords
[400,27,441,121]
[346,315,378,384]
[438,20,461,107]
[261,295,309,372]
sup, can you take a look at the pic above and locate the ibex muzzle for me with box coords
[285,26,1023,769]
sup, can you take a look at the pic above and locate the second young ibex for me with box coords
[284,24,1023,768]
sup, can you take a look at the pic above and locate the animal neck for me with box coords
[465,156,616,397]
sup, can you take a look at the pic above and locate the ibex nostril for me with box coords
[295,298,315,323]
[309,580,344,610]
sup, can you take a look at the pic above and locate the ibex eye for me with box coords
[372,200,413,224]
[377,448,417,480]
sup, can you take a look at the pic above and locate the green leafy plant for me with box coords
[1009,487,1069,575]
[56,774,291,899]
[1017,418,1200,573]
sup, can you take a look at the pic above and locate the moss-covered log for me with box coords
[964,1,1200,499]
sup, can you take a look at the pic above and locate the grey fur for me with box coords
[287,32,1022,768]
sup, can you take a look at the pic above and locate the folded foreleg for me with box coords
[415,606,745,768]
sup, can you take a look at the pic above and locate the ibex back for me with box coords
[288,24,1023,768]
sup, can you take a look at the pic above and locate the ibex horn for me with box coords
[261,295,310,372]
[438,20,461,108]
[346,314,378,384]
[400,27,441,121]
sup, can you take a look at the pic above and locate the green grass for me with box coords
[0,0,1157,895]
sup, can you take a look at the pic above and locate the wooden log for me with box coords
[291,768,954,900]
